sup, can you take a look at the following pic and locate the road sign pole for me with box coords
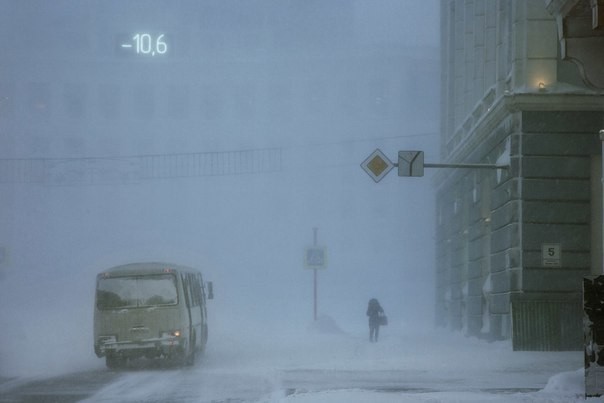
[313,227,318,321]
[600,129,604,274]
[304,228,327,321]
[314,268,317,321]
[423,162,508,170]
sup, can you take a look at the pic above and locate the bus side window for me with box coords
[192,274,202,307]
[198,274,205,301]
[195,274,205,322]
[186,273,200,307]
[181,273,191,308]
[198,274,206,300]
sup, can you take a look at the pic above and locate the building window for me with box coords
[98,84,121,120]
[268,81,293,118]
[233,82,256,120]
[304,79,328,116]
[337,80,358,117]
[165,84,190,120]
[368,79,389,117]
[200,84,222,120]
[0,82,15,119]
[131,84,155,119]
[26,82,51,119]
[63,83,87,119]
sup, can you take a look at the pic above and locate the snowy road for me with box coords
[0,321,589,402]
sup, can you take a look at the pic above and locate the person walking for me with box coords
[366,298,385,342]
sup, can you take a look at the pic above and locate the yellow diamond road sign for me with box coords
[361,149,394,182]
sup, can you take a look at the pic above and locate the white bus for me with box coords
[94,262,213,368]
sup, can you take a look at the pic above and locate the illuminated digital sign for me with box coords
[116,33,170,57]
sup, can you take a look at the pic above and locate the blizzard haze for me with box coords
[0,0,440,378]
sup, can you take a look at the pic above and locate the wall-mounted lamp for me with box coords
[538,82,547,91]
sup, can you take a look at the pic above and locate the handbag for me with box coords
[378,314,388,326]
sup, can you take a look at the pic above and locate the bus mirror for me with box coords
[207,281,214,300]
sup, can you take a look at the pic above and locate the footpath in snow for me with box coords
[207,315,593,403]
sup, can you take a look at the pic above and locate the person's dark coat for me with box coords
[366,298,384,327]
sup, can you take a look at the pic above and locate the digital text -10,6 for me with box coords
[118,33,169,57]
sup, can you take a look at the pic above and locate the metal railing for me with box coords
[0,148,282,185]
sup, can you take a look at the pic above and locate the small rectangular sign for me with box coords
[542,243,561,268]
[305,247,327,269]
[398,151,424,177]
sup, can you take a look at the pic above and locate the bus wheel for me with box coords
[185,330,196,366]
[185,349,196,366]
[106,355,125,369]
[168,351,187,367]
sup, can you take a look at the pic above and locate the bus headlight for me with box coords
[161,330,181,338]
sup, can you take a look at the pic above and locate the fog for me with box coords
[0,0,440,377]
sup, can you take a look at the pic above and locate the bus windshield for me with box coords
[96,274,178,310]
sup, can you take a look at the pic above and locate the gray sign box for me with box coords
[305,247,327,269]
[398,151,424,177]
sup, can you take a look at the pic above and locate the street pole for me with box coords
[600,130,604,274]
[313,227,318,321]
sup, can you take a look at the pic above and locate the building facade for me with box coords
[0,2,439,186]
[436,0,604,350]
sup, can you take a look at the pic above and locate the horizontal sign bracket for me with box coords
[421,163,509,170]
